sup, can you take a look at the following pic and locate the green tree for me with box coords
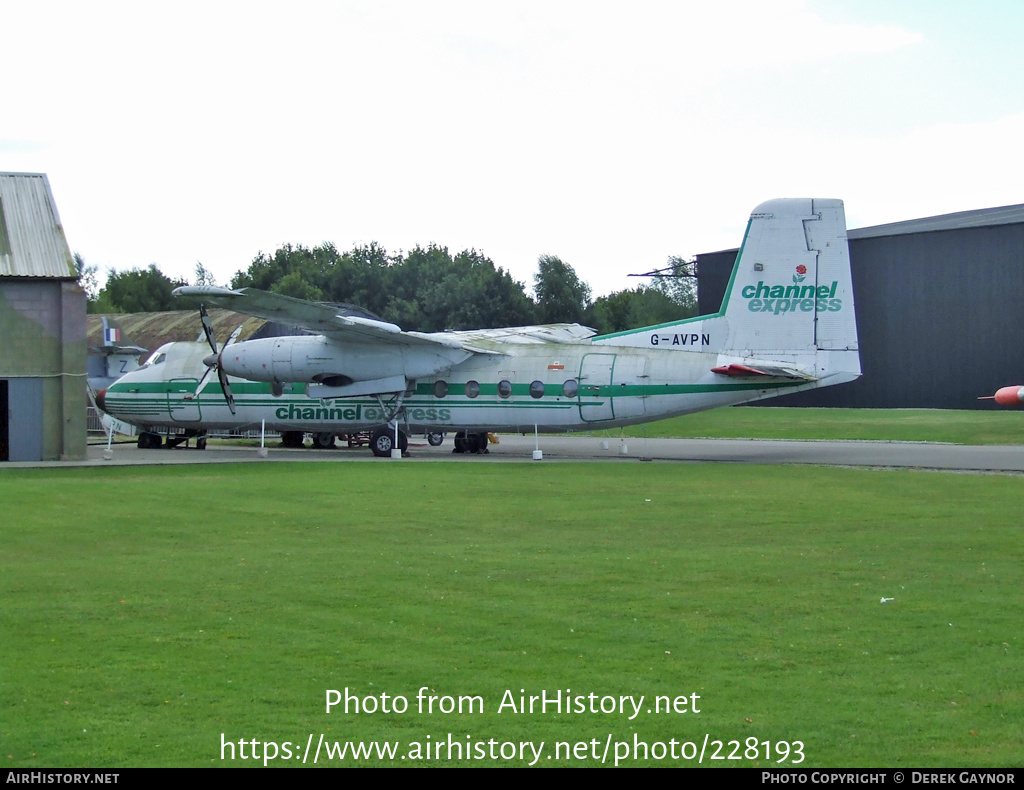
[533,254,591,324]
[231,242,393,315]
[73,252,99,300]
[379,244,452,330]
[75,253,119,314]
[231,243,328,294]
[651,256,698,316]
[193,261,219,287]
[398,247,536,331]
[322,243,392,312]
[98,264,188,313]
[587,289,635,334]
[453,249,536,328]
[272,271,324,301]
[587,286,691,334]
[229,241,537,332]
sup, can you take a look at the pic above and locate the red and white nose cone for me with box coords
[993,386,1024,407]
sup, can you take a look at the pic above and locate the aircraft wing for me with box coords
[173,286,500,354]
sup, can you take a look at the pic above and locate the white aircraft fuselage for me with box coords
[101,334,843,435]
[98,198,861,452]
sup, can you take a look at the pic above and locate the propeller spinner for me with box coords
[198,304,236,414]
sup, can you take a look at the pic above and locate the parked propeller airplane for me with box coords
[96,198,861,456]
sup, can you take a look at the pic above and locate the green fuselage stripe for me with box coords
[109,378,795,405]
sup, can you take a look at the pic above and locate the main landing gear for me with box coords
[138,430,208,450]
[370,425,408,457]
[312,432,336,449]
[137,432,162,449]
[452,431,489,454]
[280,431,305,448]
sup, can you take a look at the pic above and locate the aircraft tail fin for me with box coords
[101,316,123,347]
[720,198,858,361]
[96,316,147,355]
[715,198,860,386]
[592,197,860,387]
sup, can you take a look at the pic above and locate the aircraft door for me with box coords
[610,355,648,420]
[167,378,202,422]
[578,353,615,422]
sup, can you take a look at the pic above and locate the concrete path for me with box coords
[13,435,1018,473]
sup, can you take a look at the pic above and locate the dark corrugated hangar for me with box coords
[695,203,1024,409]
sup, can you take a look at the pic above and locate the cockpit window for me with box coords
[141,351,167,368]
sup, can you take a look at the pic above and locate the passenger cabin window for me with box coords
[433,380,449,398]
[465,380,480,399]
[497,379,512,399]
[529,380,545,399]
[562,379,578,398]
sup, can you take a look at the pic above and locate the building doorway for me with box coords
[0,381,8,461]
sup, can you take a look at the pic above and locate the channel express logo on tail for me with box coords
[741,265,843,315]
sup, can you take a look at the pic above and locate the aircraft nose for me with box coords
[95,388,107,412]
[203,353,219,368]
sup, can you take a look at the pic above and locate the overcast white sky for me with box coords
[4,0,1023,298]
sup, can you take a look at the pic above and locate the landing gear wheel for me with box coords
[312,432,336,449]
[427,432,445,447]
[280,431,305,448]
[454,431,488,454]
[138,432,162,449]
[371,426,408,457]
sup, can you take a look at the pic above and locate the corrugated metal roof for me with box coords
[701,202,1024,257]
[0,172,76,278]
[848,202,1024,240]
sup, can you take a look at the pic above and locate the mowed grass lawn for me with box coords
[2,462,1022,767]
[604,407,1024,445]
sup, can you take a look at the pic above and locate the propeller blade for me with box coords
[200,304,218,356]
[194,364,214,395]
[217,365,236,414]
[197,304,235,413]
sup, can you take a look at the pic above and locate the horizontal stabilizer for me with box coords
[90,344,148,355]
[711,363,817,381]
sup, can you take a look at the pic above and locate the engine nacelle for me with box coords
[216,335,469,385]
